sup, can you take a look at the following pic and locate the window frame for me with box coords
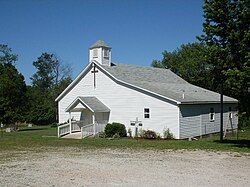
[93,49,98,58]
[144,108,150,119]
[229,107,233,119]
[103,49,109,58]
[209,107,215,122]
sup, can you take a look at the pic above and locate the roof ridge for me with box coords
[90,40,111,49]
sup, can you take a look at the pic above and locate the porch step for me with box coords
[62,132,82,139]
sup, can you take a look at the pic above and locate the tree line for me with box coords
[152,0,249,127]
[0,45,72,126]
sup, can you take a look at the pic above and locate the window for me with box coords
[209,107,215,121]
[144,108,150,119]
[93,49,98,58]
[104,49,109,58]
[229,107,232,119]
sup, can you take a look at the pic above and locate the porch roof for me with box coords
[65,96,110,113]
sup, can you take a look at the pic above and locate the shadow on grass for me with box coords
[214,139,250,148]
[18,128,47,132]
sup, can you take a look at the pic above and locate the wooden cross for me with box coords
[91,65,98,88]
[130,117,142,127]
[130,117,142,138]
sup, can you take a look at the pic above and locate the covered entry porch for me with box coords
[58,96,110,138]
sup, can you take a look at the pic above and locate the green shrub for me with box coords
[112,133,120,139]
[163,128,174,139]
[141,130,157,139]
[104,122,127,138]
[98,132,106,138]
[138,128,145,137]
[156,133,162,140]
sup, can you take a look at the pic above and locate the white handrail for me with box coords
[71,122,81,132]
[81,123,94,138]
[58,123,70,137]
[58,120,108,138]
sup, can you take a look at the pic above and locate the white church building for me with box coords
[56,40,238,139]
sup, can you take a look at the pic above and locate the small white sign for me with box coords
[0,123,3,128]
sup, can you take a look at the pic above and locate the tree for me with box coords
[152,43,213,89]
[27,52,72,125]
[0,45,26,125]
[0,44,18,65]
[25,86,55,125]
[198,0,250,116]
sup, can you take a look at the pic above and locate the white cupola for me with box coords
[89,40,112,66]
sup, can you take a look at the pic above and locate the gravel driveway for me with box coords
[0,148,249,187]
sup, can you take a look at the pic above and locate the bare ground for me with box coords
[0,148,249,187]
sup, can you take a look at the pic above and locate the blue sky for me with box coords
[0,0,204,84]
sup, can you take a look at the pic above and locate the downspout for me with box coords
[93,113,96,135]
[69,111,72,134]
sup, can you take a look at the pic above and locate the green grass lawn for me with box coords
[0,125,249,153]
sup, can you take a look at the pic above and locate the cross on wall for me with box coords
[91,64,98,88]
[130,117,143,137]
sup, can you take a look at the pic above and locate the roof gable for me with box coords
[66,96,110,113]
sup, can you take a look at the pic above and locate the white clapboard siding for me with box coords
[58,65,180,138]
[179,103,238,139]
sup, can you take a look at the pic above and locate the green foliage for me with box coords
[25,86,55,125]
[26,52,72,125]
[50,122,58,128]
[98,131,106,138]
[163,128,174,139]
[198,0,250,115]
[0,44,18,65]
[152,43,213,89]
[112,133,120,139]
[104,122,127,138]
[0,45,27,125]
[31,53,72,91]
[239,115,250,129]
[141,130,157,139]
[153,0,250,117]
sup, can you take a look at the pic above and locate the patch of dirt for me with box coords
[0,148,249,186]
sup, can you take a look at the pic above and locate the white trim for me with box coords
[209,107,215,122]
[144,108,150,119]
[65,97,94,113]
[93,61,181,104]
[69,112,72,133]
[79,98,95,113]
[55,61,238,104]
[180,101,238,104]
[177,106,180,139]
[55,62,93,101]
[93,113,96,135]
[55,61,181,104]
[65,97,80,112]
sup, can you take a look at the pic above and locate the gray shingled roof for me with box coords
[79,97,110,112]
[90,40,111,49]
[100,63,238,103]
[66,96,110,112]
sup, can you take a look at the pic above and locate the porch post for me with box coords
[69,111,72,134]
[92,113,96,135]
